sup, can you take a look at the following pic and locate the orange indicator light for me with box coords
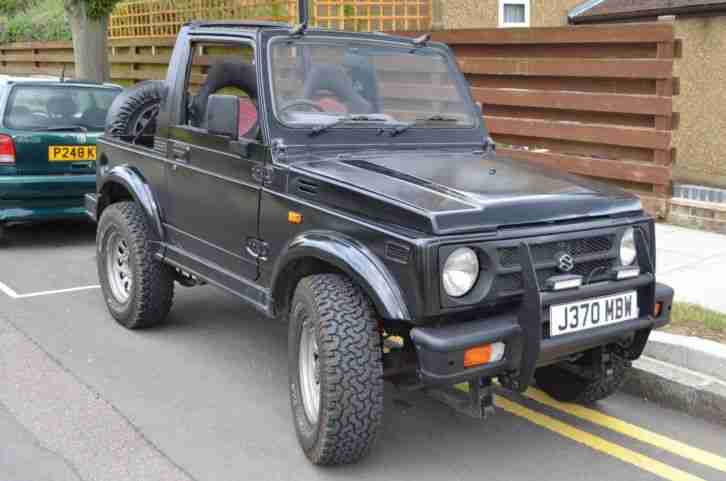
[288,211,303,224]
[464,344,493,368]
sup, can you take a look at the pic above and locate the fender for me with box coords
[272,231,411,320]
[98,165,165,241]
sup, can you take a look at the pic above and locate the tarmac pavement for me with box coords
[0,220,725,481]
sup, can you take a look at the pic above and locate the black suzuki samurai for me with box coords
[86,20,674,465]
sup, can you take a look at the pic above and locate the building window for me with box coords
[499,0,530,27]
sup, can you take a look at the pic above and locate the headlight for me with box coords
[442,247,479,297]
[619,227,637,266]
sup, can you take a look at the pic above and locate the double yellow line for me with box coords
[457,384,726,481]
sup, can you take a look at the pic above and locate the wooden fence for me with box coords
[0,21,676,216]
[408,22,678,216]
[109,0,432,38]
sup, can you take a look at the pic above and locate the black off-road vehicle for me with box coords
[86,19,674,465]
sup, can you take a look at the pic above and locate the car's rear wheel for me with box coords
[105,80,165,147]
[535,351,628,404]
[97,201,174,329]
[288,274,384,465]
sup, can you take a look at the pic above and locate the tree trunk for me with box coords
[64,0,110,83]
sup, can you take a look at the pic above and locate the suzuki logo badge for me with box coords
[556,252,575,273]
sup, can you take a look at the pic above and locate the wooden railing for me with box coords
[109,0,299,38]
[0,21,676,216]
[108,0,432,38]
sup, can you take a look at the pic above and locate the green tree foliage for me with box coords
[83,0,121,20]
[0,0,71,43]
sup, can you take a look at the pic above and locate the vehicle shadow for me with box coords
[125,289,586,481]
[0,220,96,250]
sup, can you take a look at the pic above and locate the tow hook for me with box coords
[426,378,495,419]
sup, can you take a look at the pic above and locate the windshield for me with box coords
[4,85,121,131]
[269,39,477,131]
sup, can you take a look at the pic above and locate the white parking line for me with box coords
[0,280,17,298]
[0,280,100,299]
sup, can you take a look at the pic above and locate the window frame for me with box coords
[498,0,531,28]
[266,36,479,131]
[180,37,257,134]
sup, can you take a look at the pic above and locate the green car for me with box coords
[0,76,121,234]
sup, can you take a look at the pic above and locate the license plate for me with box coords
[549,291,638,337]
[48,145,97,162]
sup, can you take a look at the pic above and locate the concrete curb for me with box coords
[623,356,726,426]
[644,330,726,382]
[623,330,726,425]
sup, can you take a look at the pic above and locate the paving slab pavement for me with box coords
[0,401,80,481]
[655,223,726,313]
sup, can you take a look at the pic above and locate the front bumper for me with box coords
[411,235,673,389]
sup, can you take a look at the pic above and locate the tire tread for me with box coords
[294,274,383,465]
[98,201,174,329]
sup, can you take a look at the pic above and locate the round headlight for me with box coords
[442,247,479,298]
[619,227,637,266]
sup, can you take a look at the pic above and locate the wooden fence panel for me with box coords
[401,21,677,217]
[0,21,676,216]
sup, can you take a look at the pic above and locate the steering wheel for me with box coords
[279,99,326,114]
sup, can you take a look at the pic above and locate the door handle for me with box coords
[172,144,190,163]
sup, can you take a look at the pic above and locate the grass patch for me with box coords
[672,303,726,331]
[661,302,726,344]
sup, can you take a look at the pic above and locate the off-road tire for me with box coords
[97,201,174,329]
[535,353,629,404]
[105,80,165,146]
[288,274,384,465]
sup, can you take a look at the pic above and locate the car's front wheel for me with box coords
[288,274,384,465]
[535,351,629,404]
[97,201,174,329]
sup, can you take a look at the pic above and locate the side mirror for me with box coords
[475,101,483,115]
[206,94,239,140]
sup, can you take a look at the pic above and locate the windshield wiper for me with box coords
[309,114,388,136]
[389,114,460,136]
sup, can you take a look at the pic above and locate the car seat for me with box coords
[47,95,78,122]
[81,108,108,129]
[302,65,373,114]
[191,59,258,138]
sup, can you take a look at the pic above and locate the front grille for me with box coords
[497,258,614,295]
[494,233,617,297]
[498,235,613,267]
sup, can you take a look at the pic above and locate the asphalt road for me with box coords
[0,221,725,481]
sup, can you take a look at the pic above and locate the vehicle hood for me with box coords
[289,149,642,235]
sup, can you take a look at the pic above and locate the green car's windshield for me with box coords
[4,85,120,132]
[269,39,477,131]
